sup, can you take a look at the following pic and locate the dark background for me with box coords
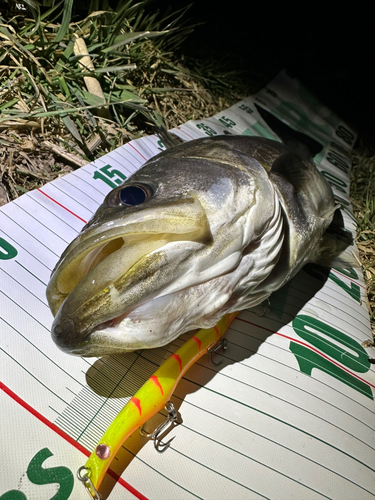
[172,2,373,147]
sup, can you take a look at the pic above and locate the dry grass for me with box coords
[351,144,375,336]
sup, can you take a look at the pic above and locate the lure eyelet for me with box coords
[108,183,153,207]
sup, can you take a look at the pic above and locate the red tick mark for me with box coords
[38,189,87,224]
[128,143,148,162]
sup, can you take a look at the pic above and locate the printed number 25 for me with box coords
[93,165,127,189]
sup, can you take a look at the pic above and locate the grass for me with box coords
[0,0,192,149]
[351,144,375,335]
[0,0,248,201]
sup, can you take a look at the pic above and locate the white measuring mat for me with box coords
[1,70,374,500]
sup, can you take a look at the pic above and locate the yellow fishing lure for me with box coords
[78,312,238,498]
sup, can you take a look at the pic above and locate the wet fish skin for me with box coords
[47,135,338,356]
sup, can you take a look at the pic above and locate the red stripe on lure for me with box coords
[192,336,202,349]
[131,397,142,415]
[172,353,182,372]
[150,375,164,395]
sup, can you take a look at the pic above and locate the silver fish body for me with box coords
[47,135,336,356]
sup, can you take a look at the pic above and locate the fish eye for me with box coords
[120,185,147,205]
[108,183,153,207]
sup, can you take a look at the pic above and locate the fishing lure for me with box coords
[77,312,238,499]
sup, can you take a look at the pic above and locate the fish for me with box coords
[46,131,353,357]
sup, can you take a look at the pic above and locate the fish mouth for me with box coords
[47,197,211,355]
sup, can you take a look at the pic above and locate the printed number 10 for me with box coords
[93,165,127,189]
[291,315,373,399]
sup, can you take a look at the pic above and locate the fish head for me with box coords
[47,137,277,356]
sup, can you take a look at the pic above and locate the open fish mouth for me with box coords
[47,196,212,354]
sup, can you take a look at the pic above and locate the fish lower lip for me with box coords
[52,318,75,350]
[52,317,93,353]
[51,296,130,353]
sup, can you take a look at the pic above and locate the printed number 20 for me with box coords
[93,165,127,189]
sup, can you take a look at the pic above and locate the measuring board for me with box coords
[1,70,375,500]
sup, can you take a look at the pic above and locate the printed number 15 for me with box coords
[93,165,127,189]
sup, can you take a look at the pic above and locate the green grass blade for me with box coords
[102,30,167,53]
[0,99,147,122]
[54,0,73,42]
[19,0,41,36]
[91,64,137,73]
[40,0,64,21]
[80,90,106,106]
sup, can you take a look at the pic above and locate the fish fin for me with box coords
[155,123,184,149]
[313,210,358,269]
[319,203,341,220]
[254,103,323,157]
[270,152,312,191]
[139,107,183,149]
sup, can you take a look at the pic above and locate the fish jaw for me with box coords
[49,188,282,357]
[52,193,284,357]
[47,140,282,357]
[47,196,212,353]
[53,276,233,356]
[47,196,209,313]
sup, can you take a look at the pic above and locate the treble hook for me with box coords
[139,401,178,453]
[207,338,228,366]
